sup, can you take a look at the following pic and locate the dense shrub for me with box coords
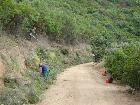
[90,35,107,62]
[0,0,38,34]
[104,43,140,88]
[1,0,139,43]
[90,33,115,62]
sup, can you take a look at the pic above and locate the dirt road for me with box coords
[36,63,140,105]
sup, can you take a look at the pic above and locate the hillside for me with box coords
[0,0,140,42]
[0,0,140,104]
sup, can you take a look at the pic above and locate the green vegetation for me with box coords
[0,0,140,104]
[89,0,140,89]
[104,43,140,88]
[1,0,139,43]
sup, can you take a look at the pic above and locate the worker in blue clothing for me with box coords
[39,64,49,79]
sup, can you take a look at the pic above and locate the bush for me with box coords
[36,47,48,61]
[104,48,126,79]
[104,42,140,88]
[0,88,28,105]
[90,35,108,62]
[25,53,40,71]
[0,0,38,34]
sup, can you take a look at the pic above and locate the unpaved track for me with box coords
[36,63,140,105]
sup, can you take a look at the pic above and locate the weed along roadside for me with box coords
[0,44,92,105]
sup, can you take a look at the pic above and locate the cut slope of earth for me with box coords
[36,63,140,105]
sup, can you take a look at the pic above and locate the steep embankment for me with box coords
[0,36,37,88]
[0,35,92,104]
[0,38,23,88]
[36,63,140,105]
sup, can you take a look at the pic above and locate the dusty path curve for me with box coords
[36,63,140,105]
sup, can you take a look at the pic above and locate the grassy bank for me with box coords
[0,40,92,104]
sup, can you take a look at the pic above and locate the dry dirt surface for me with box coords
[36,63,140,105]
